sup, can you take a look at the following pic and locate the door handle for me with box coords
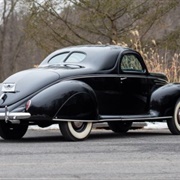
[120,77,127,84]
[120,77,127,81]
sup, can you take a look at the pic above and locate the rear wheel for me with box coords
[0,122,28,140]
[59,121,92,141]
[167,99,180,134]
[108,121,132,133]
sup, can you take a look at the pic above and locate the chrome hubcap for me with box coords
[72,122,84,130]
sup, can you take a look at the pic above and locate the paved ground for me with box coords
[0,127,180,180]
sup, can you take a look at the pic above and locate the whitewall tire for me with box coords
[167,99,180,134]
[59,121,92,141]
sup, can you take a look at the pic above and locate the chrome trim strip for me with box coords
[53,116,172,122]
[62,74,148,81]
[0,93,5,100]
[99,116,172,121]
[52,73,153,85]
[53,118,98,123]
[5,106,9,123]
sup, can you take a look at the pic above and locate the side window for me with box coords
[120,54,143,73]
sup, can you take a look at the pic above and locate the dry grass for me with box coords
[116,30,180,82]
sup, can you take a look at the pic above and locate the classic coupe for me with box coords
[0,45,180,141]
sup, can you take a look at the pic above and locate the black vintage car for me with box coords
[0,45,180,141]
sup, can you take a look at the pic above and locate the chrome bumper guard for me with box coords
[0,112,31,120]
[0,106,31,123]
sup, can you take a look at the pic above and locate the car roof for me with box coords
[40,45,132,71]
[59,44,129,51]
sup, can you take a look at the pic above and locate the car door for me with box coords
[118,53,150,115]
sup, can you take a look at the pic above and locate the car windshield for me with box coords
[48,52,86,65]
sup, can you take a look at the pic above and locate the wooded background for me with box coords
[0,0,180,82]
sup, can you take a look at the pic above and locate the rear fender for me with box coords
[150,83,180,116]
[28,80,98,120]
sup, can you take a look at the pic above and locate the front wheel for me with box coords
[108,121,132,134]
[167,99,180,134]
[59,121,92,141]
[0,122,28,140]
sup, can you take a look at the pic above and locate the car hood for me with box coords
[0,68,60,106]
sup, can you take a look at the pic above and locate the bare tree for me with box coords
[0,0,44,81]
[0,0,22,81]
[0,0,179,82]
[24,0,179,53]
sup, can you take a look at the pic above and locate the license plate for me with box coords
[2,83,16,92]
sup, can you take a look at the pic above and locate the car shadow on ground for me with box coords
[89,129,171,140]
[0,128,172,143]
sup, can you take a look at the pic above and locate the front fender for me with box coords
[28,80,98,120]
[150,83,180,116]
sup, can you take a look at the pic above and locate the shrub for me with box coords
[116,30,180,82]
